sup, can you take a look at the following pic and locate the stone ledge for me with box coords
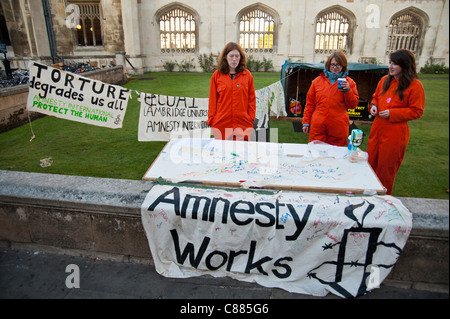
[0,170,448,285]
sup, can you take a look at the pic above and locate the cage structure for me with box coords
[280,62,388,123]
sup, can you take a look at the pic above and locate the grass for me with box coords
[0,72,448,199]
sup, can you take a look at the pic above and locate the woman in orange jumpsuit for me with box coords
[302,51,359,146]
[208,42,256,141]
[367,49,425,195]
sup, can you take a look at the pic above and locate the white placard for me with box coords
[27,63,130,128]
[141,184,412,297]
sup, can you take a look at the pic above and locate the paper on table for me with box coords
[308,142,348,159]
[282,143,310,157]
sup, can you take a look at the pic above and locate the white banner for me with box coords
[138,81,286,141]
[27,63,130,129]
[141,184,412,298]
[138,92,210,141]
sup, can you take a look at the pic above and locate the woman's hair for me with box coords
[217,42,247,74]
[324,50,348,73]
[382,49,417,100]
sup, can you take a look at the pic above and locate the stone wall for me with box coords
[0,170,448,288]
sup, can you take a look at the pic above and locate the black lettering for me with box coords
[181,194,211,220]
[145,94,157,106]
[189,97,197,108]
[51,69,61,83]
[209,197,230,223]
[65,73,74,88]
[29,76,37,88]
[170,229,210,268]
[255,202,275,227]
[148,187,180,215]
[33,63,48,78]
[176,97,187,108]
[205,250,228,270]
[92,81,105,94]
[166,96,176,107]
[39,83,49,98]
[245,241,272,275]
[55,88,64,96]
[118,88,129,101]
[107,85,116,99]
[226,249,248,271]
[78,77,91,90]
[275,201,285,229]
[285,204,313,241]
[230,200,254,226]
[272,257,293,279]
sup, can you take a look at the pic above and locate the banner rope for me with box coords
[27,110,36,142]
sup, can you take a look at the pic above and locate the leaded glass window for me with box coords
[159,8,196,53]
[239,9,275,53]
[314,11,350,54]
[386,12,423,54]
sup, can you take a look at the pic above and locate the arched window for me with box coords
[157,5,197,53]
[314,6,355,54]
[237,4,279,53]
[386,8,427,55]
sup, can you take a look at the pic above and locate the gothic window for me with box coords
[314,8,354,54]
[69,1,103,46]
[386,11,424,55]
[158,7,196,53]
[238,6,277,53]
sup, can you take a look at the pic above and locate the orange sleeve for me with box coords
[302,79,317,125]
[344,77,359,110]
[389,79,425,122]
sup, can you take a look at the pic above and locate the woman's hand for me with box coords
[378,110,390,119]
[302,125,309,134]
[340,79,350,92]
[370,104,378,116]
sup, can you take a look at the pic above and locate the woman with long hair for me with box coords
[302,50,359,146]
[208,42,256,141]
[367,49,425,195]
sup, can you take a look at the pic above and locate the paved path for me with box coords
[1,246,447,306]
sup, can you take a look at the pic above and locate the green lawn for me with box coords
[0,72,448,199]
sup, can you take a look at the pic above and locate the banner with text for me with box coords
[27,63,130,129]
[141,185,412,298]
[138,92,210,141]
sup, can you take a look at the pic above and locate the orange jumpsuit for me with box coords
[208,69,256,140]
[302,73,359,146]
[367,76,425,195]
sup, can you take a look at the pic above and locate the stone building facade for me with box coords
[1,0,448,74]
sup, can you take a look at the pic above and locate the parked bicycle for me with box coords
[0,69,29,88]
